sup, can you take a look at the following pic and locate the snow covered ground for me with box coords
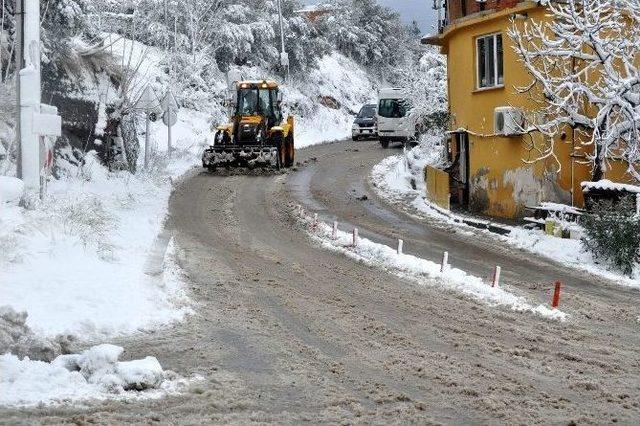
[0,109,211,339]
[296,207,567,321]
[370,142,640,288]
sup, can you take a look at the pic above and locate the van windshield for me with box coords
[357,105,376,118]
[378,99,407,118]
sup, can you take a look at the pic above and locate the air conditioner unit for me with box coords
[494,106,525,137]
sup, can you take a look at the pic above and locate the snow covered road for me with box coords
[3,140,639,423]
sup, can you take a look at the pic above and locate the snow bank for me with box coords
[370,147,640,288]
[0,175,23,204]
[0,343,193,407]
[296,208,567,321]
[0,110,208,339]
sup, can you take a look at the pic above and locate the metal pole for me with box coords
[144,113,150,168]
[15,0,23,179]
[167,106,172,158]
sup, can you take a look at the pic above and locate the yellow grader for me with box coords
[202,80,295,170]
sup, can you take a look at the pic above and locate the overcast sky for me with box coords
[300,0,438,34]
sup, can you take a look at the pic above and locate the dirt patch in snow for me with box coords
[0,306,74,362]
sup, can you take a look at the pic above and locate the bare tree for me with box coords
[509,0,640,181]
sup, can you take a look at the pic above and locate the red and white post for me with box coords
[492,266,501,287]
[552,281,562,309]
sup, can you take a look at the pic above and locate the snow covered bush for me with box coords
[581,199,640,275]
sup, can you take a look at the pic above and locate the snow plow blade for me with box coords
[202,145,279,169]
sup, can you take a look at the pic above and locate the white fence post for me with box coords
[440,251,448,273]
[492,265,501,287]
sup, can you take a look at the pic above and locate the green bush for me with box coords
[581,199,640,275]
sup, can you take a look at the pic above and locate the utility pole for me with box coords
[18,0,61,197]
[15,0,23,178]
[276,0,289,81]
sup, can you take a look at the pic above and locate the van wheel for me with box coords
[380,138,389,149]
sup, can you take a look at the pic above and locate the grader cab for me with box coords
[202,80,295,170]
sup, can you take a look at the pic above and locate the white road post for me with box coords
[332,221,338,240]
[440,251,448,273]
[352,228,358,247]
[492,265,501,287]
[397,238,403,255]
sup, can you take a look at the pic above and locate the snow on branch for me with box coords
[508,0,640,181]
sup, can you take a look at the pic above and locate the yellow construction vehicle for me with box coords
[202,80,295,170]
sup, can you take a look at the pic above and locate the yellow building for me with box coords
[424,1,631,218]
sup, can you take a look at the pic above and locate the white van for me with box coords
[376,88,415,148]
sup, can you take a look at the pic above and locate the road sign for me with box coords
[161,90,179,113]
[163,110,177,127]
[134,85,161,112]
[161,89,180,157]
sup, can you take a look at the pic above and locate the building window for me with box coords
[476,33,504,89]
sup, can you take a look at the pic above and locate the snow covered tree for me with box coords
[397,48,448,135]
[317,0,409,78]
[509,0,640,181]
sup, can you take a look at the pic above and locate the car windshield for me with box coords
[236,88,276,117]
[357,105,376,118]
[378,99,407,118]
